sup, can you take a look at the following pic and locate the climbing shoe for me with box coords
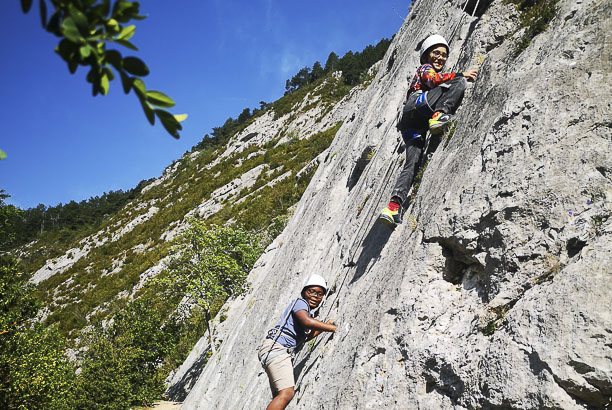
[429,112,454,135]
[378,202,402,227]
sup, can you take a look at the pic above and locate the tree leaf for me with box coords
[105,49,122,71]
[106,18,120,33]
[93,42,104,65]
[47,11,61,34]
[120,71,131,94]
[112,1,132,17]
[86,67,96,84]
[100,74,109,95]
[0,150,6,160]
[20,0,33,13]
[139,99,155,125]
[61,17,83,43]
[39,0,47,28]
[56,39,76,62]
[113,39,138,51]
[112,1,139,22]
[103,67,115,81]
[174,114,188,123]
[79,45,93,59]
[146,90,175,108]
[131,78,146,98]
[88,68,102,96]
[68,4,88,32]
[156,109,182,139]
[123,57,149,76]
[117,25,136,41]
[68,60,78,74]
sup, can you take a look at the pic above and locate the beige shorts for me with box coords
[258,338,295,395]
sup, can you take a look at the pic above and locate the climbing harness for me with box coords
[260,298,299,367]
[415,92,435,117]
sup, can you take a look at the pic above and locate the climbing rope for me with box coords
[448,0,484,73]
[448,0,473,49]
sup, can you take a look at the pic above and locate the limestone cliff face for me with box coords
[170,0,611,407]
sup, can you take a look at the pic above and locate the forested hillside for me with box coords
[1,186,148,252]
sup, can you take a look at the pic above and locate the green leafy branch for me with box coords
[20,0,187,138]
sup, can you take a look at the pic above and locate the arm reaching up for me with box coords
[295,310,337,341]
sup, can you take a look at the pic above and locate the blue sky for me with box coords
[0,1,406,209]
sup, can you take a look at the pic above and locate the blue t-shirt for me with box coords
[274,298,311,348]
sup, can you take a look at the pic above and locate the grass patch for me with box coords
[533,255,562,285]
[443,122,457,148]
[507,0,559,55]
[481,303,511,336]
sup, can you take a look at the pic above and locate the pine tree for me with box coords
[310,61,324,82]
[324,51,339,73]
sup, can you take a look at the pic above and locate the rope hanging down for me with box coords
[448,0,474,47]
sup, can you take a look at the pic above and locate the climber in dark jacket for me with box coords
[257,274,337,410]
[379,34,478,227]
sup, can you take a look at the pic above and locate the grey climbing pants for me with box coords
[391,77,467,204]
[390,131,427,204]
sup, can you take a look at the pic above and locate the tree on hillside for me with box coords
[0,191,23,250]
[310,61,324,82]
[324,51,339,73]
[285,66,312,94]
[19,0,186,138]
[237,107,251,123]
[71,299,181,408]
[0,258,75,409]
[338,50,360,85]
[153,221,262,354]
[1,186,144,252]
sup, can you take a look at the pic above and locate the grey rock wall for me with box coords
[170,0,611,407]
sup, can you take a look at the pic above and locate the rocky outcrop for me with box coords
[170,0,611,407]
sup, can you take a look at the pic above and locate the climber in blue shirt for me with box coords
[258,274,337,410]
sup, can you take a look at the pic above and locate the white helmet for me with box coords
[419,34,449,64]
[301,274,328,296]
